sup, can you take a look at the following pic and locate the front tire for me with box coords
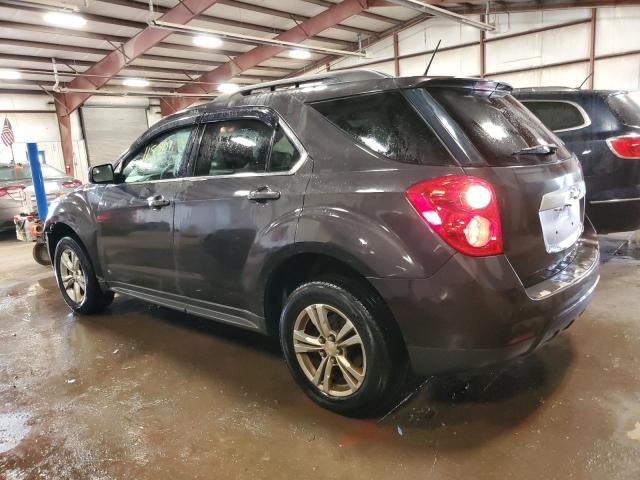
[54,236,114,314]
[32,242,50,266]
[280,280,406,417]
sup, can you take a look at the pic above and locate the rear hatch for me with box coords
[426,84,585,285]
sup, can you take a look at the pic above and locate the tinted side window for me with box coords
[121,127,193,183]
[195,119,272,176]
[312,92,451,166]
[269,125,300,172]
[522,101,588,131]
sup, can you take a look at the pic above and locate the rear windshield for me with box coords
[0,163,66,182]
[427,88,571,166]
[607,92,640,127]
[311,92,452,166]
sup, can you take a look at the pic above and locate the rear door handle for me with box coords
[247,186,281,202]
[147,195,171,209]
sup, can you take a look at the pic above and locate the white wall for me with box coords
[3,5,640,180]
[322,5,640,91]
[0,95,155,182]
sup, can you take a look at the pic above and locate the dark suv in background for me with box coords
[45,71,600,416]
[514,87,640,232]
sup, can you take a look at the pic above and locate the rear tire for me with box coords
[280,279,407,417]
[54,236,114,314]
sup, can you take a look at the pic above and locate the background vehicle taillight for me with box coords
[606,135,640,159]
[0,184,26,198]
[62,179,82,188]
[405,175,503,257]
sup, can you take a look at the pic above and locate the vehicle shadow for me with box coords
[71,294,575,452]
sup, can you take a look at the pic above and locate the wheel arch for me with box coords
[261,246,408,360]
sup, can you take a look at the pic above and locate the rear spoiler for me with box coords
[397,76,513,94]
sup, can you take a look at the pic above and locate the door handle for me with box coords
[147,195,171,209]
[247,186,281,202]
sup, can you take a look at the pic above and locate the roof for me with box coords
[0,0,600,101]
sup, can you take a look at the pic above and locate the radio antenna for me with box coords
[578,72,593,90]
[424,39,442,77]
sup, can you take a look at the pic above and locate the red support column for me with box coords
[393,31,400,76]
[480,15,487,78]
[588,8,597,89]
[53,93,74,177]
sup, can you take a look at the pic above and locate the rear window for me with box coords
[0,163,65,181]
[312,92,451,166]
[521,100,588,132]
[428,88,571,166]
[607,92,640,127]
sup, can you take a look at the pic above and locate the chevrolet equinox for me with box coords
[46,71,600,416]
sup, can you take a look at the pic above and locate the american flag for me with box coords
[1,117,15,146]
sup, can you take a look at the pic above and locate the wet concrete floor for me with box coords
[1,232,639,479]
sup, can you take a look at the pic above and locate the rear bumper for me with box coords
[369,229,600,376]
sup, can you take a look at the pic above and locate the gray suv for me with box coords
[45,71,600,416]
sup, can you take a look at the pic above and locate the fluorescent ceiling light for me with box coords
[43,11,86,29]
[0,69,21,80]
[193,35,223,48]
[122,78,150,87]
[218,83,239,94]
[288,48,311,60]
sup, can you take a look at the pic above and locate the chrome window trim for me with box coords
[521,99,592,133]
[188,114,309,181]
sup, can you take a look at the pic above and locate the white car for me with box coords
[0,163,82,231]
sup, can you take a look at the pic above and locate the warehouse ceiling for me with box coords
[0,0,638,100]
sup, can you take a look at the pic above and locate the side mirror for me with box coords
[90,163,115,184]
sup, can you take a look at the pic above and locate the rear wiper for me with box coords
[513,144,559,156]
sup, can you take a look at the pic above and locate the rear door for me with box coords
[98,125,196,293]
[425,86,586,284]
[173,110,309,316]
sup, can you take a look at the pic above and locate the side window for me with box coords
[521,101,588,132]
[268,125,300,172]
[121,127,193,183]
[195,119,272,176]
[311,92,451,166]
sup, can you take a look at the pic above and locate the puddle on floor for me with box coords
[0,412,31,454]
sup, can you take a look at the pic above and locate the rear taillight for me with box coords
[606,135,640,159]
[0,184,26,198]
[62,179,82,188]
[406,175,502,257]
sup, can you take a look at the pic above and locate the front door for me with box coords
[174,114,309,318]
[98,126,196,293]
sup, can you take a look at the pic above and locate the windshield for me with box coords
[0,163,66,182]
[607,92,640,127]
[426,88,571,166]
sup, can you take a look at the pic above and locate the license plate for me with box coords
[539,183,585,253]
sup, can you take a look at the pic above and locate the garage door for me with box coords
[81,107,149,166]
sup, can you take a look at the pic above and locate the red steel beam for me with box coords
[56,0,221,116]
[393,32,400,76]
[161,0,371,114]
[53,96,75,176]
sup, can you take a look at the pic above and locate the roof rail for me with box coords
[236,69,391,96]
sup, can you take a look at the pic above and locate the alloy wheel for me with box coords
[59,248,86,304]
[292,304,367,397]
